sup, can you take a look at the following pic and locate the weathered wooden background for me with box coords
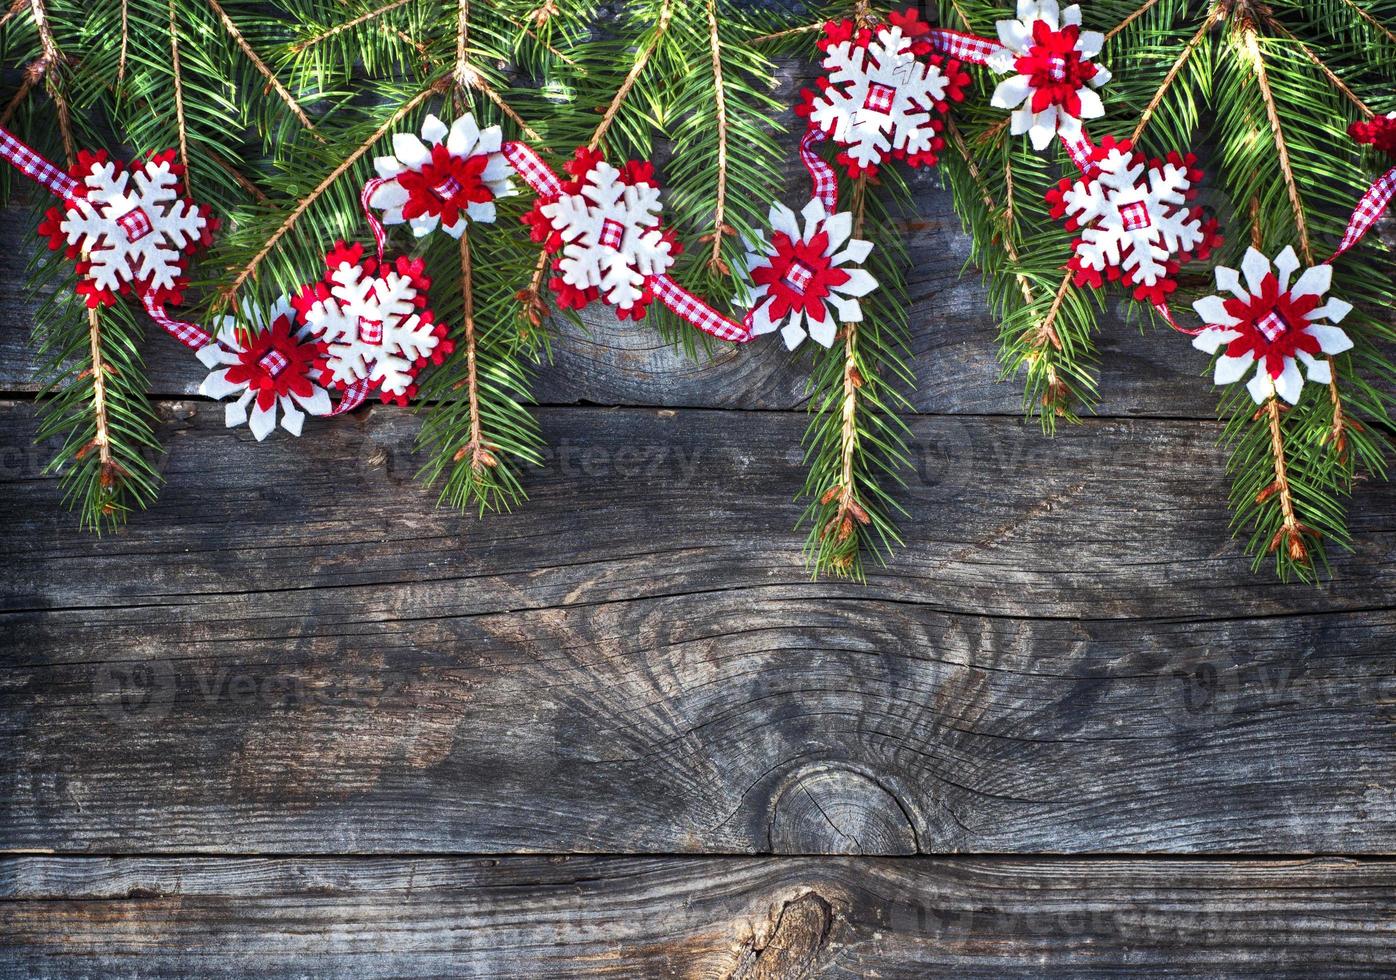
[2,164,1395,976]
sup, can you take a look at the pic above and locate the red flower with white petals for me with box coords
[797,10,969,178]
[292,242,453,406]
[737,199,877,349]
[521,147,681,319]
[988,0,1111,151]
[198,297,331,440]
[37,149,216,309]
[1192,246,1353,405]
[370,113,514,238]
[1046,136,1221,304]
[1350,112,1396,158]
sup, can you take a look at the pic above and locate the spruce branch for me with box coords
[0,0,29,33]
[703,0,729,272]
[205,0,321,137]
[751,22,821,45]
[118,0,128,82]
[28,0,72,163]
[829,175,872,564]
[1105,0,1163,42]
[1261,396,1310,562]
[290,0,417,53]
[588,0,673,151]
[168,0,189,172]
[1242,18,1350,455]
[1334,0,1396,47]
[1129,5,1218,143]
[0,46,51,128]
[1243,21,1311,261]
[82,305,115,497]
[219,80,443,304]
[1262,13,1372,118]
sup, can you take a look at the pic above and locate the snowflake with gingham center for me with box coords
[301,261,443,399]
[58,156,209,295]
[539,160,675,310]
[1058,146,1206,289]
[807,24,954,170]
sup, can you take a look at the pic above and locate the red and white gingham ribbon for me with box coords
[330,378,370,415]
[1331,163,1396,262]
[926,27,1000,66]
[360,176,390,262]
[800,127,839,212]
[501,140,749,343]
[502,141,563,196]
[141,291,213,350]
[1060,129,1096,173]
[0,126,79,200]
[651,274,748,342]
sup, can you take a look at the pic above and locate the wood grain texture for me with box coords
[2,855,1394,978]
[4,401,1394,854]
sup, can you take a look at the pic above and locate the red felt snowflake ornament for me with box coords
[797,10,970,178]
[1350,112,1396,158]
[37,148,217,309]
[291,241,454,407]
[521,147,683,321]
[1046,136,1221,304]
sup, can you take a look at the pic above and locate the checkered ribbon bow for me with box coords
[0,124,216,351]
[500,141,751,344]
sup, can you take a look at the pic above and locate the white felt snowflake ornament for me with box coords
[292,242,453,405]
[736,198,877,350]
[523,149,681,317]
[799,12,969,177]
[988,0,1111,151]
[41,149,214,308]
[1047,137,1220,303]
[369,112,515,238]
[197,297,332,440]
[1192,246,1353,405]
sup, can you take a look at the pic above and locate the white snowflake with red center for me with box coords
[987,0,1111,151]
[291,242,454,406]
[799,11,969,178]
[197,297,332,440]
[40,149,214,308]
[1191,246,1353,405]
[736,198,877,350]
[1046,137,1220,303]
[369,112,515,238]
[522,148,681,318]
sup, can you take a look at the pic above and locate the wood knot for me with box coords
[767,766,918,855]
[726,891,834,980]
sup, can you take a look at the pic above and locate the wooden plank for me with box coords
[3,401,1394,854]
[0,187,1216,417]
[2,856,1393,977]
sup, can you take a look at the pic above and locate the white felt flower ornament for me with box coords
[197,297,331,440]
[737,198,877,350]
[1192,246,1354,405]
[369,112,515,238]
[988,0,1111,151]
